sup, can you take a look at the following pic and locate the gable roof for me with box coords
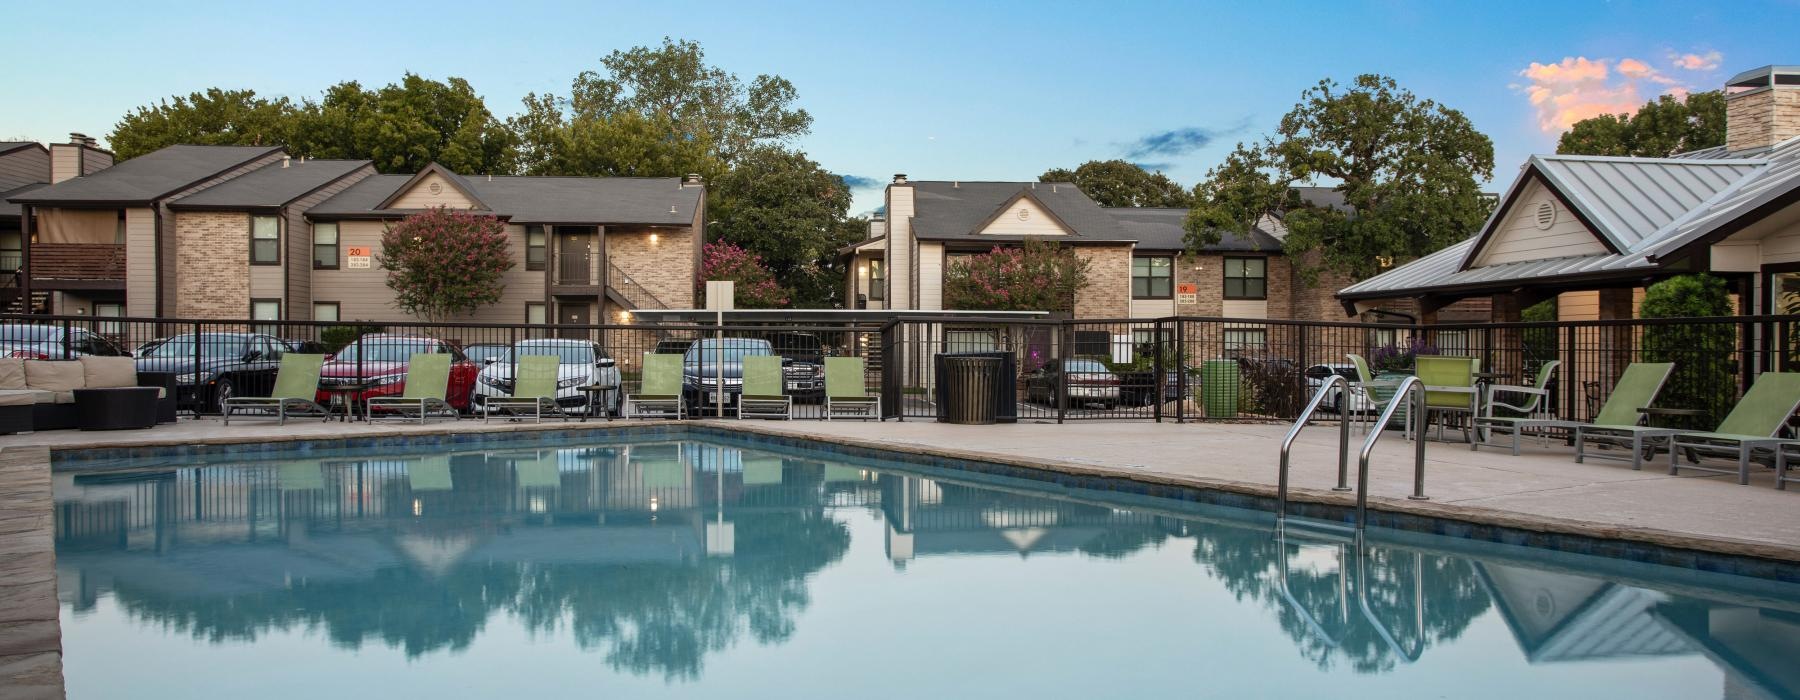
[10,144,284,206]
[308,171,703,225]
[169,159,371,210]
[1104,207,1283,253]
[374,162,490,210]
[907,181,1129,241]
[0,142,44,158]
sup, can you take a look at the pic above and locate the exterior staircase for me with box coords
[605,261,669,311]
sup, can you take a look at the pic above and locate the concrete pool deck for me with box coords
[3,415,1800,695]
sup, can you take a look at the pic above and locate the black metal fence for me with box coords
[0,312,1790,426]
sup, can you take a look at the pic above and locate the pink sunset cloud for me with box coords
[1671,50,1723,71]
[1516,52,1718,134]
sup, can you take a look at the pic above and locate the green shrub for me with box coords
[1521,299,1557,371]
[321,325,384,353]
[1640,274,1735,429]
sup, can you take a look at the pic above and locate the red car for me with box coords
[316,334,481,412]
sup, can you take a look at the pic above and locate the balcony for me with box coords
[28,243,126,290]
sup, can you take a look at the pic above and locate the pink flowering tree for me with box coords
[943,240,1089,311]
[701,241,790,308]
[378,206,514,322]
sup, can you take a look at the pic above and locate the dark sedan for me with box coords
[135,332,290,412]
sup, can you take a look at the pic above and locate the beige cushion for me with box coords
[80,356,138,388]
[51,391,75,404]
[0,359,24,390]
[24,361,85,392]
[0,390,39,407]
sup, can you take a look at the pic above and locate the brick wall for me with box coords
[1073,245,1131,319]
[1178,254,1224,316]
[173,211,250,319]
[609,226,696,309]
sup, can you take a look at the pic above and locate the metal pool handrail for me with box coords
[1277,374,1351,521]
[1354,544,1427,663]
[1275,526,1350,649]
[1356,375,1429,531]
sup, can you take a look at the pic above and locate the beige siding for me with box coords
[1129,299,1176,317]
[886,185,913,309]
[1222,298,1268,319]
[124,208,156,317]
[82,148,113,175]
[0,146,47,190]
[1473,180,1608,267]
[917,243,944,311]
[387,172,482,209]
[312,220,546,323]
[977,196,1071,236]
[287,165,376,319]
[48,145,81,184]
[1557,290,1600,321]
[1755,221,1800,265]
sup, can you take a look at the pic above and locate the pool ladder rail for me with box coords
[1274,527,1427,664]
[1277,375,1430,532]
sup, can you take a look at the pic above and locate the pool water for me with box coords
[52,438,1800,699]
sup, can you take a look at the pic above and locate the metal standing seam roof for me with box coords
[169,159,372,209]
[9,145,284,205]
[1342,136,1800,300]
[907,181,1130,241]
[1103,207,1284,252]
[306,172,703,225]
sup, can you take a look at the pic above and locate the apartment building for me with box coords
[0,133,115,313]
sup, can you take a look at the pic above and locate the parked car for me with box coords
[284,338,330,355]
[764,331,824,403]
[654,338,696,356]
[317,334,481,412]
[0,323,128,359]
[462,342,512,367]
[134,332,289,411]
[1024,359,1121,409]
[472,338,620,416]
[1304,363,1373,414]
[682,337,774,416]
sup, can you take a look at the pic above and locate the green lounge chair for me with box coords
[1666,372,1800,485]
[824,357,879,421]
[483,354,567,423]
[738,355,791,420]
[1346,353,1409,436]
[222,353,329,425]
[1416,356,1479,444]
[1470,360,1563,453]
[367,353,455,424]
[1571,363,1682,469]
[627,353,685,419]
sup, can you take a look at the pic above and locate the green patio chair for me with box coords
[627,353,685,419]
[738,355,791,420]
[483,354,567,423]
[1666,372,1800,485]
[514,452,561,490]
[1416,356,1479,444]
[824,357,880,421]
[1346,353,1408,437]
[222,353,329,425]
[1553,363,1677,469]
[1471,360,1562,454]
[367,353,455,424]
[408,456,453,491]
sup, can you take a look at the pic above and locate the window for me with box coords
[313,222,338,269]
[526,226,547,271]
[94,303,124,337]
[1224,328,1267,352]
[526,302,547,325]
[313,302,339,323]
[1132,256,1173,299]
[115,212,126,245]
[1223,257,1266,300]
[251,215,280,265]
[251,299,281,336]
[868,259,886,301]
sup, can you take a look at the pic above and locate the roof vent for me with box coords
[952,181,958,188]
[892,173,907,185]
[685,173,702,186]
[669,206,678,214]
[281,155,291,169]
[1534,201,1556,230]
[68,132,87,145]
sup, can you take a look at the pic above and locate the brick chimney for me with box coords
[1725,65,1800,152]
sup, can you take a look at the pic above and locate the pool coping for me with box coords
[17,419,1800,579]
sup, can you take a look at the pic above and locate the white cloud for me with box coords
[1516,53,1716,134]
[1671,50,1723,72]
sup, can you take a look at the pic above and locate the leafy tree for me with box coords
[293,74,518,175]
[709,147,859,306]
[1558,91,1726,157]
[701,241,789,308]
[108,88,299,159]
[1640,274,1736,429]
[1039,159,1193,208]
[378,207,514,322]
[1185,75,1495,283]
[942,240,1090,311]
[509,93,719,178]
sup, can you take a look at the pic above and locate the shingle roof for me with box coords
[0,183,47,220]
[169,159,370,210]
[0,142,42,158]
[1103,207,1283,252]
[10,145,283,205]
[307,172,703,225]
[908,181,1129,241]
[1341,136,1800,301]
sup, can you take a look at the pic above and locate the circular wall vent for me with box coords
[428,182,443,195]
[1534,201,1556,230]
[1017,207,1030,221]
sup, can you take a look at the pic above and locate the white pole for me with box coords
[705,281,735,418]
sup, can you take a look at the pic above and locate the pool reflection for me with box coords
[51,441,1800,697]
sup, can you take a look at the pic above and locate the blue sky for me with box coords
[7,0,1798,214]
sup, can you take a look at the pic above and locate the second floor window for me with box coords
[1133,256,1173,299]
[1224,257,1266,300]
[869,259,886,301]
[251,216,280,265]
[313,222,338,269]
[526,226,547,270]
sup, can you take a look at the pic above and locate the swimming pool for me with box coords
[51,435,1800,699]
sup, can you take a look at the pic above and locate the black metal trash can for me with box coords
[942,356,1001,424]
[934,352,1017,423]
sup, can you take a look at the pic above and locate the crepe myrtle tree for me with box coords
[378,206,515,322]
[701,240,789,308]
[942,240,1090,312]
